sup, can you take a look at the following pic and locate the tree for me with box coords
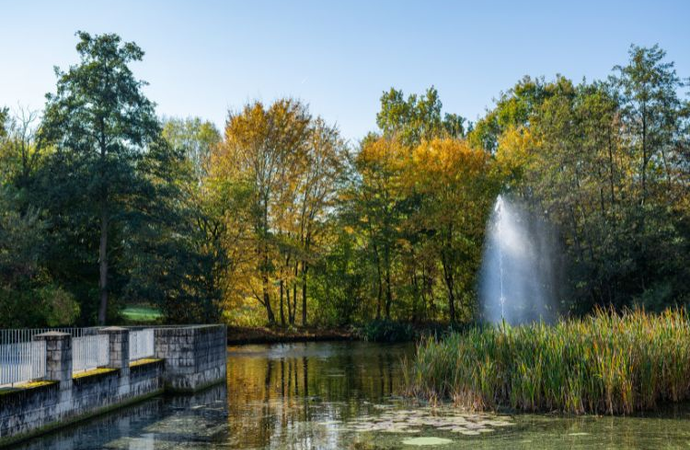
[162,117,221,181]
[611,44,688,207]
[294,118,345,325]
[377,86,468,146]
[0,107,8,138]
[0,186,79,327]
[408,139,498,322]
[469,76,556,152]
[39,32,162,324]
[483,47,690,314]
[214,99,311,324]
[157,117,226,323]
[0,107,42,190]
[353,136,407,319]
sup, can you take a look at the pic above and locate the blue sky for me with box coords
[1,0,688,142]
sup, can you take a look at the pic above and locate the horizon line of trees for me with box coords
[1,32,688,328]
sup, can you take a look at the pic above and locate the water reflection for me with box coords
[17,341,690,449]
[222,342,412,449]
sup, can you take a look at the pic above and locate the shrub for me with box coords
[358,320,416,343]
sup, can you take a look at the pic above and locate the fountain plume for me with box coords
[479,194,560,325]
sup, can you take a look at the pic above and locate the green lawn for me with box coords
[121,306,163,323]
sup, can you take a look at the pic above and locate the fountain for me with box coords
[479,195,559,325]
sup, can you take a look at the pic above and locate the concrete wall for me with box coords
[0,325,227,448]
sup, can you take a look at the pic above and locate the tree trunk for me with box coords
[411,271,419,323]
[442,259,456,323]
[262,250,275,324]
[262,276,275,324]
[607,133,616,208]
[446,282,456,323]
[97,122,109,326]
[383,242,393,319]
[384,263,392,320]
[287,283,293,325]
[292,261,299,325]
[97,201,109,325]
[376,271,383,319]
[279,279,286,327]
[301,262,308,326]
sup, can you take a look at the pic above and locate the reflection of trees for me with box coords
[226,343,411,448]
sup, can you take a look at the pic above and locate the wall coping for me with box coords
[33,332,70,338]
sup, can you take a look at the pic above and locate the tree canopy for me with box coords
[1,34,688,328]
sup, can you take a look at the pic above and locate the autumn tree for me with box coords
[409,139,499,322]
[352,136,407,319]
[214,99,311,324]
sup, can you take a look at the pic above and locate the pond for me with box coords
[15,341,690,449]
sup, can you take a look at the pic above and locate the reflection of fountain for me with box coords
[479,195,558,325]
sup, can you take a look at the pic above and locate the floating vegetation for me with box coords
[406,308,690,414]
[339,406,514,436]
[402,437,453,446]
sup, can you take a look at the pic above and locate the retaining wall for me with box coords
[154,325,227,392]
[0,325,227,447]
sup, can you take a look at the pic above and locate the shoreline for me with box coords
[226,326,355,345]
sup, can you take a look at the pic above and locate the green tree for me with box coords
[0,108,43,191]
[377,86,467,146]
[39,32,163,324]
[0,186,79,327]
[162,117,221,181]
[158,117,225,323]
[0,107,8,138]
[486,46,690,313]
[611,44,689,207]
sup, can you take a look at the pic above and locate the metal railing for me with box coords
[0,328,100,345]
[129,329,154,361]
[0,340,46,387]
[1,329,81,387]
[72,334,109,373]
[1,326,156,386]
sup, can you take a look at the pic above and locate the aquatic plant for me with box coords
[405,308,690,414]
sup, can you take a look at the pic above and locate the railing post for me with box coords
[33,332,72,389]
[98,327,131,396]
[98,327,130,370]
[32,331,73,408]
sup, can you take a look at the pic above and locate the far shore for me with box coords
[226,326,354,345]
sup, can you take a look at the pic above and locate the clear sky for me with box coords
[1,0,688,143]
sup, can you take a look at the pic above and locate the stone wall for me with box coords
[0,325,227,447]
[154,325,227,392]
[16,383,228,450]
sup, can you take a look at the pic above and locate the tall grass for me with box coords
[405,308,690,414]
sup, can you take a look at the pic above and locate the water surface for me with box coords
[17,341,690,449]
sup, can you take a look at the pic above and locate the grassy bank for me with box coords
[406,308,690,415]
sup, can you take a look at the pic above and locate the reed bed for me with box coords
[405,308,690,414]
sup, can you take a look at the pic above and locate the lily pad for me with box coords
[402,437,453,446]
